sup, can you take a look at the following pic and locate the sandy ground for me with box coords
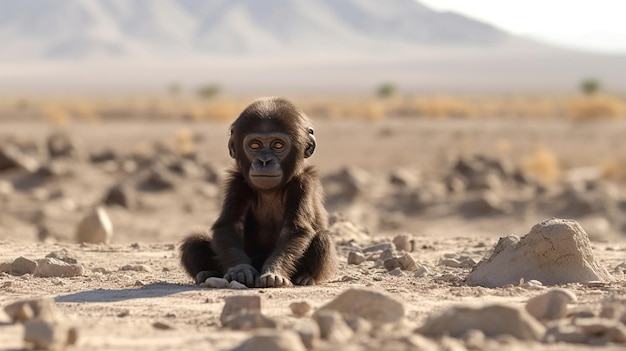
[1,117,626,350]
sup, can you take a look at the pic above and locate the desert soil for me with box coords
[1,117,626,350]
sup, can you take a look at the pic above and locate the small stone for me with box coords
[363,243,394,253]
[388,267,403,276]
[439,258,462,268]
[313,310,353,343]
[0,261,12,273]
[153,321,173,330]
[120,264,151,272]
[75,206,113,244]
[397,253,418,271]
[525,288,576,321]
[223,311,277,330]
[392,234,413,252]
[347,251,365,265]
[199,277,229,288]
[297,320,320,349]
[34,258,84,278]
[414,265,430,278]
[315,288,405,325]
[220,295,261,325]
[4,298,58,323]
[290,301,313,317]
[140,164,176,191]
[228,280,248,289]
[11,257,37,276]
[24,319,78,351]
[417,303,545,341]
[103,183,137,209]
[599,303,625,320]
[379,247,396,261]
[45,250,78,264]
[234,330,306,351]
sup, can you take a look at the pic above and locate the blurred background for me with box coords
[1,0,625,243]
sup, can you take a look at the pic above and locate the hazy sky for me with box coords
[420,0,626,54]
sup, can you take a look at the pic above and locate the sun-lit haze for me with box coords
[420,0,626,54]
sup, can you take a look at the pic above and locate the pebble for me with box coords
[228,280,248,289]
[220,295,261,325]
[199,277,229,288]
[525,288,576,321]
[392,234,413,252]
[120,264,151,272]
[289,301,313,317]
[315,288,405,325]
[388,267,403,276]
[34,258,85,278]
[0,261,11,273]
[363,243,394,254]
[414,265,430,278]
[297,320,320,349]
[24,319,78,351]
[11,257,38,276]
[347,251,365,265]
[222,311,277,330]
[75,206,113,244]
[313,310,353,343]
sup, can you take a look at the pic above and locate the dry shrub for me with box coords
[175,129,195,157]
[522,147,561,184]
[602,159,626,181]
[41,104,72,126]
[566,95,626,122]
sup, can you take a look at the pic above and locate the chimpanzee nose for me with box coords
[259,155,274,166]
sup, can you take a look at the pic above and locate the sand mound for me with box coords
[466,218,614,287]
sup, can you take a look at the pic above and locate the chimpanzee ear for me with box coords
[228,130,236,159]
[304,127,316,158]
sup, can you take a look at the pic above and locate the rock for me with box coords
[220,295,261,325]
[47,133,79,159]
[24,318,78,351]
[228,280,248,289]
[547,318,626,344]
[315,288,404,325]
[45,250,78,264]
[313,310,353,343]
[329,217,370,244]
[103,183,137,209]
[379,248,396,261]
[75,206,113,244]
[152,321,174,330]
[388,267,403,276]
[290,301,313,317]
[600,303,625,321]
[11,256,38,276]
[392,234,413,252]
[414,265,430,278]
[347,251,365,265]
[222,311,277,330]
[140,164,176,191]
[384,253,417,271]
[297,320,320,349]
[4,298,58,323]
[34,258,85,278]
[462,191,512,216]
[417,303,546,341]
[120,264,151,272]
[525,288,576,321]
[234,330,306,351]
[466,218,614,287]
[0,260,12,273]
[199,277,229,288]
[89,149,117,163]
[389,168,419,187]
[0,144,39,172]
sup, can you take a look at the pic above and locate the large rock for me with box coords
[315,288,404,325]
[417,303,545,341]
[466,218,614,287]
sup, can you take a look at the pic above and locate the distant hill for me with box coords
[0,0,514,60]
[1,0,625,94]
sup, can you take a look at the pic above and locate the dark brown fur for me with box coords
[180,97,337,287]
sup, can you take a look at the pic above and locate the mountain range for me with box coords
[1,0,625,93]
[0,0,516,60]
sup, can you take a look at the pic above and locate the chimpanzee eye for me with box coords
[272,141,284,150]
[249,141,261,150]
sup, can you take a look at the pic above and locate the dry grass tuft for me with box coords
[522,147,561,184]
